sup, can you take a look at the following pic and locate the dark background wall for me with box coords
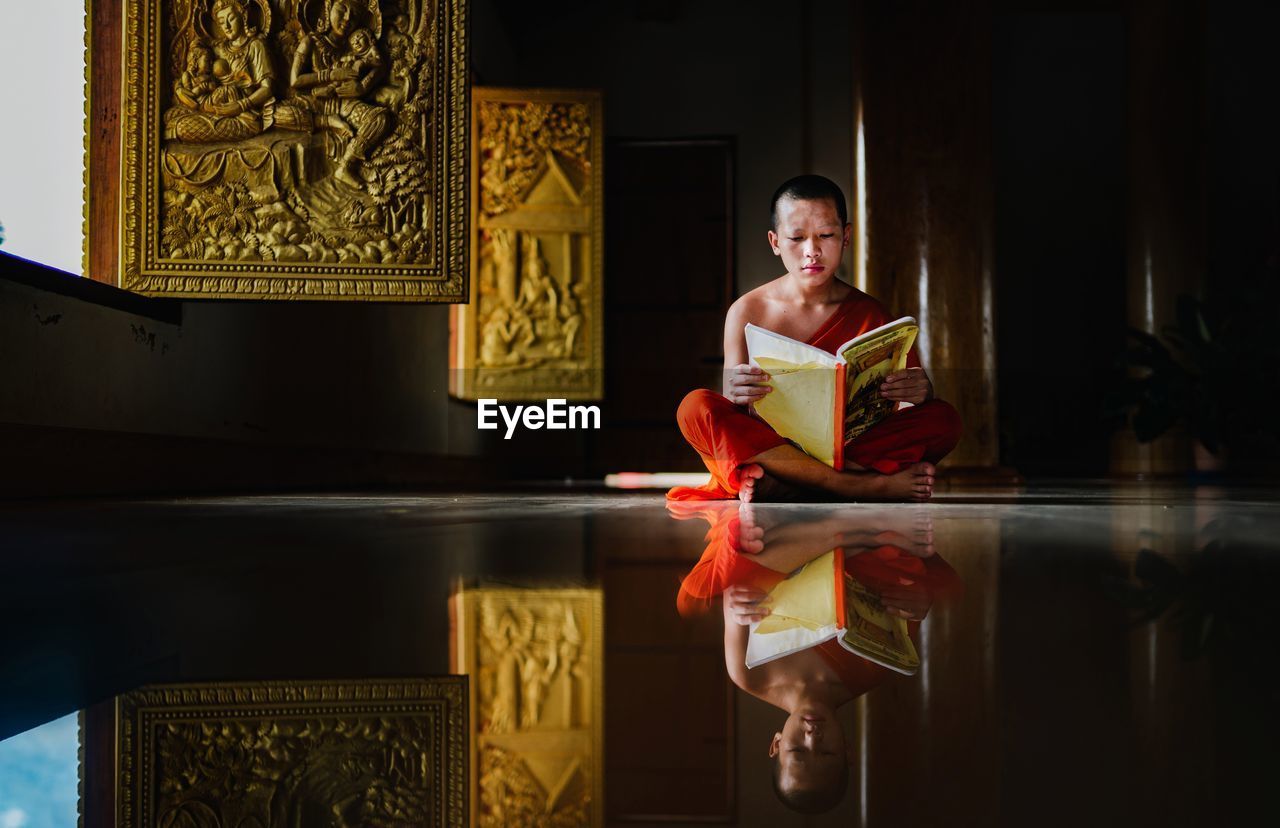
[992,0,1279,477]
[469,0,853,295]
[1,0,854,489]
[1205,1,1280,318]
[1,0,1276,490]
[992,10,1128,476]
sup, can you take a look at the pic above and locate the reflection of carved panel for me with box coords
[449,89,604,400]
[102,0,468,301]
[451,587,604,826]
[106,679,467,826]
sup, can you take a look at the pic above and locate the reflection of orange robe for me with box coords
[670,501,785,617]
[669,292,963,500]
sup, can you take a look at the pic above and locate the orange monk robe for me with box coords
[846,542,964,605]
[670,291,963,500]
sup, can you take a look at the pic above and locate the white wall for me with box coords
[0,3,86,275]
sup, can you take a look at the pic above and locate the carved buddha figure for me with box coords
[280,0,392,189]
[163,0,275,143]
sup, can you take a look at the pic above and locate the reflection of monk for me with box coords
[673,503,958,814]
[164,0,274,143]
[670,175,962,503]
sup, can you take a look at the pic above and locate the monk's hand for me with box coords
[725,364,772,407]
[724,584,771,625]
[880,367,932,405]
[880,583,933,621]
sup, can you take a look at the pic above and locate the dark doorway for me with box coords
[589,139,735,475]
[992,13,1128,476]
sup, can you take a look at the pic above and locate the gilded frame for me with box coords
[91,0,469,301]
[449,88,604,400]
[107,678,468,826]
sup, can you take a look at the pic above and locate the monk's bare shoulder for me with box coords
[725,283,773,329]
[728,278,866,341]
[726,277,797,331]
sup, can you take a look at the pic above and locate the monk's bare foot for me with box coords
[834,462,936,502]
[739,464,811,503]
[879,462,936,502]
[736,503,766,553]
[860,508,935,554]
[737,464,765,503]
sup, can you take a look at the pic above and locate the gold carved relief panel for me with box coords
[449,89,604,400]
[99,678,468,826]
[450,587,604,826]
[102,0,468,300]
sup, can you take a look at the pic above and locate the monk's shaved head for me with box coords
[770,175,848,230]
[771,750,849,814]
[767,707,850,814]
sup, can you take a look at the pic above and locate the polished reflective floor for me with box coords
[3,483,1279,826]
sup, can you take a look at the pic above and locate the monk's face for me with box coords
[769,705,849,795]
[768,197,851,284]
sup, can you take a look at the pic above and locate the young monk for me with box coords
[671,175,962,502]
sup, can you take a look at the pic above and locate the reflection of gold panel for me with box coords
[449,89,604,400]
[110,679,467,826]
[451,587,604,826]
[101,0,469,301]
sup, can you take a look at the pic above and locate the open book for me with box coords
[744,549,920,675]
[745,317,918,468]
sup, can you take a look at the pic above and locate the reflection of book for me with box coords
[745,317,918,468]
[744,550,920,675]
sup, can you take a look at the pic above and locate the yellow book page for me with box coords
[752,358,837,467]
[755,550,838,634]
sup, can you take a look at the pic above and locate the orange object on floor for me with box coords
[669,292,962,500]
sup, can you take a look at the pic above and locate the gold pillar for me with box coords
[853,0,999,469]
[1112,0,1208,475]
